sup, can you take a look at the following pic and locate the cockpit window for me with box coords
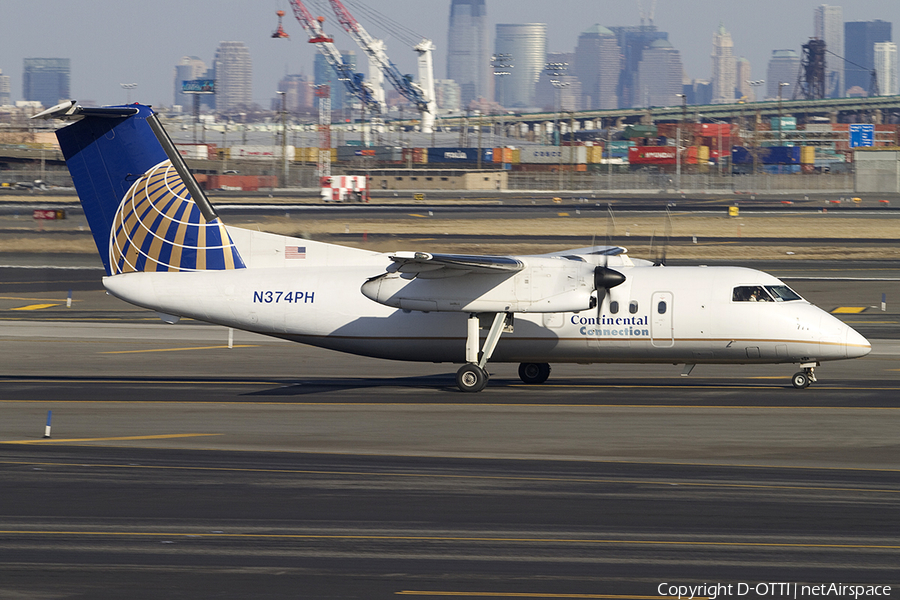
[765,285,803,302]
[732,285,774,302]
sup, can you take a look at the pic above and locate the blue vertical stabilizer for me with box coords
[54,104,244,275]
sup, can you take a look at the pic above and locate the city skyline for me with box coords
[0,0,898,109]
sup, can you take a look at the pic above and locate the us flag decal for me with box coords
[285,246,306,259]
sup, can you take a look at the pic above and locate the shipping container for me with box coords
[175,144,209,160]
[518,146,587,164]
[731,146,801,165]
[628,146,707,165]
[492,147,514,164]
[770,117,797,131]
[337,146,401,162]
[800,146,815,164]
[205,175,277,191]
[229,145,296,161]
[623,124,657,139]
[425,147,494,164]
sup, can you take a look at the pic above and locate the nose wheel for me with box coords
[791,364,818,389]
[456,364,488,392]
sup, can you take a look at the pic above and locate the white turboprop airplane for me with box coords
[37,101,870,392]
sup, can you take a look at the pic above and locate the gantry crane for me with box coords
[325,0,436,133]
[286,0,382,115]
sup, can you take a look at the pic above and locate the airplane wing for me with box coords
[537,245,627,258]
[386,252,525,275]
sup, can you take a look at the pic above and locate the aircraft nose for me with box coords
[844,324,871,359]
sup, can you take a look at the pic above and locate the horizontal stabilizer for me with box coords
[31,100,140,121]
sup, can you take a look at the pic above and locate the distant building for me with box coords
[814,5,844,97]
[278,73,314,113]
[434,79,461,112]
[683,79,712,105]
[711,24,736,104]
[494,23,548,109]
[314,51,357,114]
[535,52,581,111]
[874,42,899,95]
[447,0,490,107]
[0,69,10,106]
[635,38,683,108]
[573,25,621,110]
[766,49,800,100]
[23,58,70,108]
[609,25,669,108]
[174,56,208,109]
[844,20,892,93]
[213,41,252,113]
[735,58,753,101]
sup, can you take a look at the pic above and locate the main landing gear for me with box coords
[456,312,511,393]
[518,362,551,384]
[791,362,818,389]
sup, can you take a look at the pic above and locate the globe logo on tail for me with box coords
[109,160,245,274]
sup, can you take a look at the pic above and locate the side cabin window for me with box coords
[629,300,639,314]
[609,300,619,314]
[732,285,774,302]
[657,300,667,314]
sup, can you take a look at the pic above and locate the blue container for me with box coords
[427,148,493,164]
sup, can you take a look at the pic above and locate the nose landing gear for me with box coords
[791,362,818,389]
[456,312,512,392]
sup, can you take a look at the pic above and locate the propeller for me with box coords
[593,265,625,309]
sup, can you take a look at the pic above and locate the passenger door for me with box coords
[650,291,674,348]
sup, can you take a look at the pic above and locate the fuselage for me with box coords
[102,252,870,367]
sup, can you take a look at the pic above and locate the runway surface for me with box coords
[1,261,899,598]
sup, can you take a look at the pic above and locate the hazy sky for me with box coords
[1,0,898,108]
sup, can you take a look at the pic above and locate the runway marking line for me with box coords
[0,295,80,302]
[0,459,897,494]
[408,214,429,218]
[0,530,896,550]
[100,345,259,354]
[9,303,60,311]
[397,593,696,599]
[0,433,221,445]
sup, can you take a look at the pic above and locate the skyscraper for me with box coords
[635,39,683,108]
[535,52,580,111]
[766,50,800,100]
[278,73,314,113]
[174,56,207,108]
[314,51,357,113]
[711,24,736,104]
[609,26,668,108]
[447,0,490,107]
[736,58,753,101]
[574,25,621,109]
[874,42,898,95]
[434,79,461,111]
[814,5,844,97]
[0,69,10,106]
[212,41,252,112]
[494,23,547,108]
[845,20,892,93]
[23,58,70,108]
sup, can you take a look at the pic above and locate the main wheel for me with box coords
[791,372,810,389]
[456,364,488,392]
[518,362,551,384]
